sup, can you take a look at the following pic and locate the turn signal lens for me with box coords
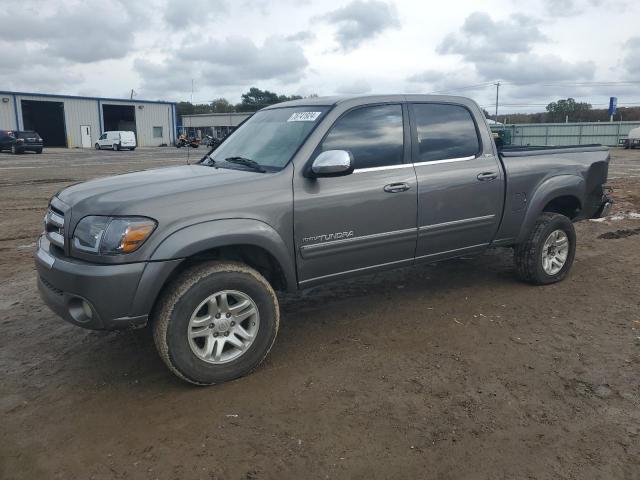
[101,217,157,254]
[120,222,156,253]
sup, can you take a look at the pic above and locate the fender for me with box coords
[149,218,297,290]
[516,174,585,244]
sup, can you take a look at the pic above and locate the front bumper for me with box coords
[35,235,180,330]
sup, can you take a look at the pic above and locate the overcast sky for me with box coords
[1,0,639,113]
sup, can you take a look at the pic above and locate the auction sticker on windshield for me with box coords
[287,112,322,122]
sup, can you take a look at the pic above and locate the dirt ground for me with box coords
[1,147,639,479]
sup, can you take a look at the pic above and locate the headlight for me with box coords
[73,216,157,255]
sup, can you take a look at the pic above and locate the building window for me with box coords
[153,126,163,138]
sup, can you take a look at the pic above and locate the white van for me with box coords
[95,131,137,151]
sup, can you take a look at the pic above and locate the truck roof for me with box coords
[263,94,476,109]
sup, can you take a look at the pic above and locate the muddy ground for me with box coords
[1,147,639,479]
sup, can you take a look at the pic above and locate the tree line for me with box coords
[178,91,640,124]
[487,98,640,124]
[176,87,315,116]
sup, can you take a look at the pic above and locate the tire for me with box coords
[36,149,42,154]
[130,147,136,151]
[113,143,120,151]
[514,212,576,285]
[95,143,100,150]
[11,145,21,154]
[152,261,280,385]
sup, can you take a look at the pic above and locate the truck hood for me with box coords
[57,164,276,219]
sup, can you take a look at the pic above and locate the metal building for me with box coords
[179,112,252,139]
[0,90,177,148]
[491,121,640,147]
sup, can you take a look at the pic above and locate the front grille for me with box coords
[40,276,63,297]
[44,205,65,248]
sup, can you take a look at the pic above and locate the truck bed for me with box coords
[493,144,610,246]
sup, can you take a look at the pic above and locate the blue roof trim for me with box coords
[12,94,20,129]
[0,90,176,105]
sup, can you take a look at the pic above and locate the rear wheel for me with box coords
[514,212,576,285]
[153,261,280,385]
[11,145,21,154]
[130,147,136,151]
[36,149,42,154]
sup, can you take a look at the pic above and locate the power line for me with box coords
[482,101,640,107]
[427,82,495,94]
[500,80,640,87]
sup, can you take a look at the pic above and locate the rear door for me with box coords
[120,131,135,147]
[293,103,418,287]
[409,102,504,260]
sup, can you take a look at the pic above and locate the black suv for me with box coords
[0,130,44,154]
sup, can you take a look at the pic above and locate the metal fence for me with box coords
[491,121,640,147]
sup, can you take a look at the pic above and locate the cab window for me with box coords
[411,103,480,162]
[319,104,404,170]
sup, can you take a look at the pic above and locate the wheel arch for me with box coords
[131,219,297,323]
[516,174,585,244]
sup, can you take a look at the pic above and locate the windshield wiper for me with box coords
[224,157,266,173]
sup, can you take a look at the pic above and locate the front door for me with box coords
[409,102,504,261]
[80,125,91,148]
[293,104,418,288]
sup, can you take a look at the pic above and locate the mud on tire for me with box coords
[514,212,576,285]
[152,261,280,385]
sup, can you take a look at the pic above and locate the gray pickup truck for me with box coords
[36,95,611,385]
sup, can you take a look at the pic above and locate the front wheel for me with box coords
[95,143,100,150]
[152,261,280,385]
[514,212,576,285]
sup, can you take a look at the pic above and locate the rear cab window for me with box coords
[318,104,404,170]
[410,103,480,163]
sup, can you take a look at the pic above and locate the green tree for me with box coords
[210,98,236,113]
[175,101,195,116]
[545,98,592,122]
[236,87,302,112]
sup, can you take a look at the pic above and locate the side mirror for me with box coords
[310,150,354,177]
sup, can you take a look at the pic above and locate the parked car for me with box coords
[0,130,44,154]
[95,131,136,151]
[36,95,611,385]
[620,126,640,149]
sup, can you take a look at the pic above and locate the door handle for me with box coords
[477,172,498,181]
[383,182,411,193]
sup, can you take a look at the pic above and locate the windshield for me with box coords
[206,106,329,170]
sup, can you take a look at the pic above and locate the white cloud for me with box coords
[335,79,372,94]
[320,0,400,52]
[0,0,637,113]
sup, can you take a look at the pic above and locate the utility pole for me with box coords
[494,81,500,122]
